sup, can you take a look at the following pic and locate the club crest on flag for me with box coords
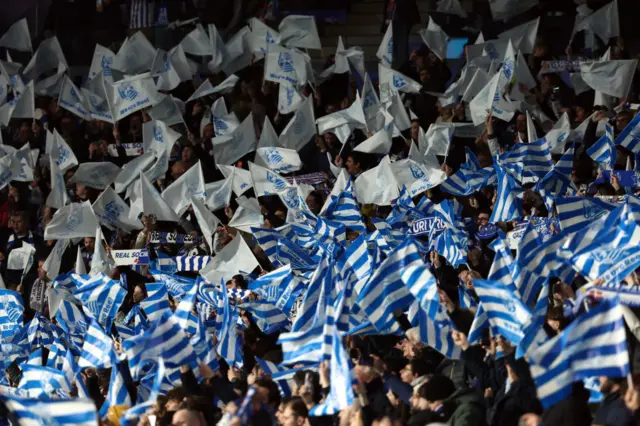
[583,204,606,220]
[162,53,171,73]
[101,55,113,76]
[485,43,498,60]
[392,75,406,89]
[592,249,628,264]
[1,295,22,323]
[293,116,305,135]
[282,188,298,208]
[502,59,514,80]
[104,201,124,222]
[117,83,138,101]
[285,86,295,106]
[266,31,276,45]
[69,87,81,103]
[153,123,164,143]
[278,52,294,73]
[213,118,228,131]
[505,299,517,314]
[267,171,287,190]
[409,163,426,179]
[65,208,83,231]
[56,147,70,167]
[265,148,284,165]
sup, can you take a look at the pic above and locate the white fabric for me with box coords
[580,59,638,98]
[217,164,253,197]
[186,74,239,102]
[92,187,143,232]
[59,75,91,121]
[23,36,68,78]
[69,162,120,190]
[419,18,449,61]
[46,155,69,209]
[354,156,400,205]
[108,75,160,121]
[190,196,220,252]
[139,173,180,222]
[44,201,100,240]
[161,161,207,216]
[255,147,303,173]
[572,0,619,43]
[0,18,32,52]
[180,24,214,56]
[353,130,392,154]
[279,96,316,151]
[249,162,291,196]
[377,22,393,67]
[212,114,257,164]
[88,44,115,83]
[278,15,321,50]
[112,32,155,74]
[142,120,181,155]
[498,17,540,55]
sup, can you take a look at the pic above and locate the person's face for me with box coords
[323,132,337,147]
[84,237,95,252]
[133,285,145,303]
[171,163,186,180]
[203,124,214,140]
[533,45,547,57]
[172,409,201,426]
[129,116,141,134]
[37,260,46,280]
[13,216,27,234]
[477,213,489,227]
[616,115,632,132]
[345,157,360,175]
[305,194,320,214]
[18,124,30,143]
[575,106,586,122]
[599,377,616,394]
[516,114,527,133]
[419,69,430,84]
[281,406,303,426]
[182,147,194,163]
[76,184,88,199]
[400,364,414,384]
[547,318,561,331]
[410,121,420,140]
[165,399,181,412]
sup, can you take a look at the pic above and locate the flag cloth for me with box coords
[71,273,127,333]
[587,123,615,169]
[528,301,629,409]
[1,395,98,426]
[78,319,117,369]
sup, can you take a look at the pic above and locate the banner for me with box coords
[107,143,143,157]
[408,217,447,237]
[112,249,150,266]
[476,223,499,240]
[507,217,560,249]
[539,60,590,75]
[149,231,202,244]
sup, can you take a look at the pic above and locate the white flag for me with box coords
[227,203,265,234]
[425,123,454,156]
[82,72,114,123]
[379,64,422,101]
[217,164,253,197]
[388,92,412,131]
[148,94,185,127]
[255,147,303,173]
[377,22,393,67]
[572,0,619,43]
[0,81,35,126]
[191,196,220,252]
[23,37,68,78]
[0,18,32,52]
[75,246,87,275]
[546,112,571,154]
[142,120,181,155]
[278,15,321,50]
[461,68,491,102]
[47,129,78,171]
[249,162,291,196]
[205,173,234,211]
[59,75,91,121]
[436,0,467,17]
[200,233,260,282]
[44,201,100,240]
[498,17,540,55]
[526,111,538,143]
[46,155,69,209]
[42,239,69,280]
[113,152,155,194]
[108,75,160,121]
[186,74,239,102]
[139,173,180,222]
[93,187,142,232]
[150,46,193,91]
[88,44,115,83]
[466,39,509,62]
[257,116,280,148]
[212,114,257,164]
[34,62,66,97]
[353,130,392,154]
[144,149,170,184]
[362,72,381,125]
[264,44,308,87]
[162,161,207,216]
[181,24,214,56]
[89,226,111,277]
[489,0,538,21]
[212,112,241,137]
[221,26,253,75]
[469,72,515,126]
[249,18,280,58]
[69,162,120,190]
[354,156,399,205]
[580,59,637,99]
[419,17,449,61]
[279,96,316,151]
[316,93,366,136]
[112,32,155,74]
[278,83,304,115]
[207,24,227,73]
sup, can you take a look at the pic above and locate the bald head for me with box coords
[172,409,204,426]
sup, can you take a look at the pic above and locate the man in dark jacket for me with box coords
[382,0,421,72]
[422,374,487,426]
[593,377,635,426]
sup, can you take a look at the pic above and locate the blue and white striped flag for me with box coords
[173,282,198,335]
[190,311,220,373]
[175,256,212,272]
[99,365,132,419]
[411,305,462,359]
[216,280,244,368]
[241,300,289,334]
[321,179,366,232]
[587,123,615,169]
[309,328,354,416]
[440,148,496,196]
[150,270,196,302]
[472,279,532,346]
[528,302,630,409]
[249,265,305,316]
[18,364,72,398]
[516,280,550,359]
[140,282,171,323]
[615,112,640,154]
[27,312,54,348]
[555,196,617,234]
[123,311,198,380]
[121,359,166,426]
[535,143,577,210]
[71,273,126,332]
[78,319,117,369]
[0,289,24,340]
[26,347,44,366]
[502,138,553,178]
[488,231,520,295]
[356,239,423,332]
[458,286,477,309]
[489,163,523,222]
[401,264,450,326]
[1,395,98,426]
